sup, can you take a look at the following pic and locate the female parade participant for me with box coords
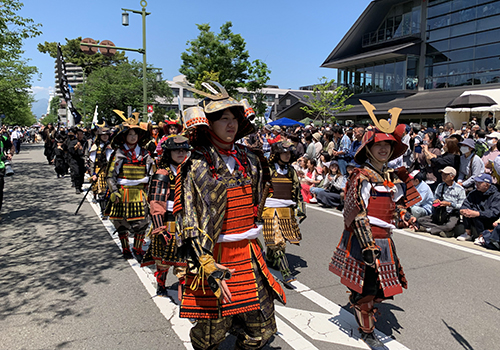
[87,125,113,213]
[329,100,420,350]
[174,82,285,350]
[142,135,189,299]
[260,140,305,286]
[106,111,154,260]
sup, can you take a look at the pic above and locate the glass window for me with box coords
[427,40,449,53]
[412,6,421,34]
[447,48,474,62]
[432,76,448,89]
[476,43,500,59]
[476,70,500,85]
[384,62,395,91]
[450,21,476,37]
[171,87,179,97]
[452,0,473,12]
[478,2,500,18]
[451,7,476,25]
[475,57,500,72]
[394,15,403,37]
[265,94,275,102]
[374,64,384,92]
[402,12,412,36]
[477,28,500,45]
[395,61,405,91]
[183,89,194,98]
[428,27,450,41]
[386,17,394,39]
[449,33,475,49]
[448,74,473,87]
[428,2,451,18]
[449,61,473,74]
[428,15,450,30]
[426,52,449,65]
[477,14,500,31]
[432,63,448,76]
[365,66,374,93]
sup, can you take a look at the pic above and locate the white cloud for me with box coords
[30,86,54,100]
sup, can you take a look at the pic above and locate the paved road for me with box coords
[2,143,500,350]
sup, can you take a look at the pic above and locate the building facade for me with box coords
[322,0,500,125]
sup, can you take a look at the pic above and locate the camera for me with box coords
[4,161,14,176]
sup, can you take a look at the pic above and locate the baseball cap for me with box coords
[439,166,457,177]
[473,173,492,183]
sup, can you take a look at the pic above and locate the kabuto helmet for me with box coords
[269,140,297,164]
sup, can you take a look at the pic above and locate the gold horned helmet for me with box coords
[113,109,141,126]
[359,99,402,133]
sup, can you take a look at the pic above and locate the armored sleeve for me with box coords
[149,169,170,234]
[106,154,122,194]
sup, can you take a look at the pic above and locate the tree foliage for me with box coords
[0,0,42,126]
[37,37,127,76]
[300,77,353,123]
[73,60,173,125]
[180,22,271,118]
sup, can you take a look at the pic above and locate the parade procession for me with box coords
[4,1,500,350]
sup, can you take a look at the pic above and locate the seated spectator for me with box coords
[417,166,466,237]
[475,218,500,250]
[304,133,316,160]
[289,133,305,158]
[457,138,484,191]
[293,156,308,176]
[299,158,322,203]
[310,161,333,204]
[482,131,500,174]
[317,162,354,209]
[457,173,500,241]
[409,170,434,219]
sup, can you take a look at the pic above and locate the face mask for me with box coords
[443,131,450,137]
[488,139,496,147]
[423,140,429,145]
[460,146,471,154]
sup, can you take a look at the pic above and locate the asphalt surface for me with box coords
[2,143,500,350]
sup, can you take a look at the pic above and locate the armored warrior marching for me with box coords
[260,140,306,286]
[86,125,113,213]
[174,81,286,350]
[105,111,154,261]
[141,134,189,299]
[329,100,421,349]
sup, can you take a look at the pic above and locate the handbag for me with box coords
[431,184,449,225]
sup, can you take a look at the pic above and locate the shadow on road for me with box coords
[442,319,474,350]
[0,144,125,326]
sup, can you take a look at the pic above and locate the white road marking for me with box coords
[307,204,500,262]
[84,191,316,350]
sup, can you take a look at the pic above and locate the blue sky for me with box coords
[20,0,371,101]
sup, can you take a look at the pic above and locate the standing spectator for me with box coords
[457,138,484,191]
[10,127,22,154]
[289,133,305,158]
[347,125,364,165]
[262,125,272,158]
[331,126,351,175]
[485,111,495,129]
[482,131,500,173]
[304,133,316,160]
[458,173,500,241]
[417,167,466,237]
[312,132,322,160]
[0,127,14,220]
[267,125,282,145]
[428,137,461,189]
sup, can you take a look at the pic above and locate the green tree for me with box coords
[74,60,173,125]
[300,77,353,124]
[0,0,42,126]
[40,96,60,125]
[37,37,127,76]
[180,22,271,118]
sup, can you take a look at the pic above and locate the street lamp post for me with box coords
[122,0,150,116]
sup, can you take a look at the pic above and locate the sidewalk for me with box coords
[0,143,185,350]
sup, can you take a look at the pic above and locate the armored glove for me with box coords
[362,243,381,267]
[110,191,122,203]
[191,254,232,300]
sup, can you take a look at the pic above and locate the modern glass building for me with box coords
[322,0,500,124]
